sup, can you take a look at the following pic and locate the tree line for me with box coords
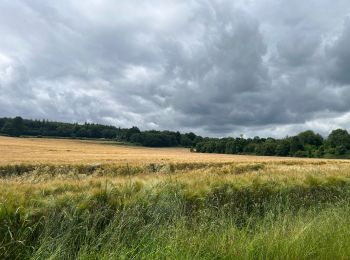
[194,129,350,158]
[1,116,350,158]
[0,117,202,147]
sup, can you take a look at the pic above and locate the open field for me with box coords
[0,136,335,165]
[2,136,350,259]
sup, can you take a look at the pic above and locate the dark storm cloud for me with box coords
[1,0,350,137]
[327,17,350,85]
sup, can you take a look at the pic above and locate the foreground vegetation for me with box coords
[2,157,350,259]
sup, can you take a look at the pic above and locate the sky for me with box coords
[1,0,350,137]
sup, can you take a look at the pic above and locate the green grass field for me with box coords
[1,137,350,259]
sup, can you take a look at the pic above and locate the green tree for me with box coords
[327,129,350,149]
[180,135,193,147]
[185,132,196,141]
[289,136,303,156]
[1,117,24,136]
[256,140,276,156]
[13,116,24,135]
[125,126,141,141]
[1,120,14,136]
[298,130,323,146]
[243,143,257,154]
[276,140,290,156]
[225,141,237,154]
[175,131,181,144]
[335,145,347,156]
[130,133,144,144]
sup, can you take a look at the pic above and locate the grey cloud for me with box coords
[327,18,350,84]
[2,0,350,137]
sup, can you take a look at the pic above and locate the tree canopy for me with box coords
[1,117,350,158]
[0,117,202,148]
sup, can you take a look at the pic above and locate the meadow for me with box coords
[1,136,350,259]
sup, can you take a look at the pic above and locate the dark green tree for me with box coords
[335,145,347,156]
[298,130,323,146]
[276,140,290,156]
[125,126,141,141]
[1,120,15,136]
[327,129,350,149]
[180,135,193,147]
[1,117,24,136]
[289,136,304,156]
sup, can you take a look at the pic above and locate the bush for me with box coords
[293,150,308,157]
[335,145,347,156]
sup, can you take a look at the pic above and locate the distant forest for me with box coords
[1,116,350,158]
[0,117,201,148]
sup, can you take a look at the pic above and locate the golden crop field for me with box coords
[0,136,340,165]
[2,135,350,259]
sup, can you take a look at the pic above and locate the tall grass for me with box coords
[2,162,350,259]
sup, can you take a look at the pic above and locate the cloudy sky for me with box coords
[1,0,350,137]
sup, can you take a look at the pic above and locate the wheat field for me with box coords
[2,136,350,259]
[0,136,339,165]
